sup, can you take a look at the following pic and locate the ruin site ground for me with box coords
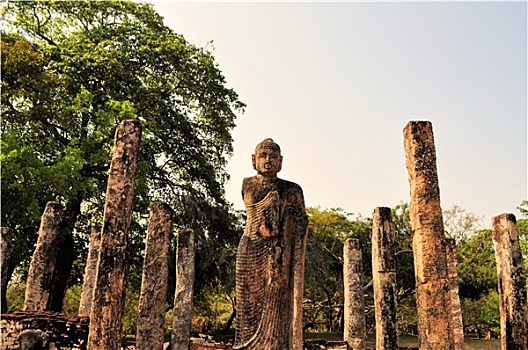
[115,333,500,350]
[184,333,501,350]
[303,333,500,350]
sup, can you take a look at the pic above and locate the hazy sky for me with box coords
[150,1,527,227]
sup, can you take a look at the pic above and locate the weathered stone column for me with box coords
[172,229,195,350]
[343,238,366,350]
[293,225,309,350]
[371,207,398,350]
[445,239,464,350]
[87,120,141,350]
[403,121,454,350]
[24,202,63,311]
[1,227,16,312]
[136,202,173,350]
[492,213,528,350]
[78,226,102,317]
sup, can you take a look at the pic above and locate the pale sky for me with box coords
[150,1,527,227]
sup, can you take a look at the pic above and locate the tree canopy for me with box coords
[1,0,244,310]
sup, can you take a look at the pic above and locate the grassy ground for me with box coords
[303,332,500,350]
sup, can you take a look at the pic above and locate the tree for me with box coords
[443,205,482,242]
[517,200,528,219]
[461,290,500,338]
[456,229,497,300]
[391,202,415,294]
[303,207,371,332]
[1,0,244,311]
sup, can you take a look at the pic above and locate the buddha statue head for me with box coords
[252,138,283,177]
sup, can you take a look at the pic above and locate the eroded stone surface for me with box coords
[445,239,464,350]
[372,207,398,350]
[24,202,63,311]
[1,310,89,350]
[87,120,141,350]
[403,121,453,350]
[234,138,308,350]
[137,202,172,350]
[343,238,366,350]
[78,226,101,317]
[492,213,528,350]
[172,228,196,350]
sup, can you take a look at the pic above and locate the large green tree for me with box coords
[1,0,244,311]
[304,207,371,332]
[456,229,497,300]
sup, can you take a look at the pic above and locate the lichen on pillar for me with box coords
[371,207,398,350]
[403,121,454,350]
[172,228,196,350]
[87,119,141,350]
[492,213,528,350]
[78,225,101,317]
[137,202,172,350]
[24,201,63,311]
[343,238,366,350]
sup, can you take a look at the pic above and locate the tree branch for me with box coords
[32,6,58,46]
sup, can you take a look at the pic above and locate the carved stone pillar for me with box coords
[136,202,172,350]
[172,229,195,350]
[24,202,63,311]
[1,227,16,312]
[372,207,398,350]
[445,239,464,350]
[87,120,141,350]
[78,226,102,317]
[403,121,454,349]
[492,213,528,350]
[343,238,366,350]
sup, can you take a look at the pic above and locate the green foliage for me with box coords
[462,290,500,338]
[304,207,371,332]
[192,284,235,333]
[6,273,26,311]
[397,294,418,335]
[62,284,82,316]
[391,202,415,295]
[517,200,528,219]
[2,0,244,310]
[457,229,497,299]
[122,288,140,337]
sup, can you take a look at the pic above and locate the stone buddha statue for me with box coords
[234,138,308,350]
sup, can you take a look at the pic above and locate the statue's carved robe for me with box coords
[234,176,308,350]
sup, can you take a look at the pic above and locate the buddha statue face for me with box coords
[252,138,283,177]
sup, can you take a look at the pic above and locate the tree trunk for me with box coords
[4,259,18,312]
[1,228,16,313]
[48,197,82,312]
[223,308,236,334]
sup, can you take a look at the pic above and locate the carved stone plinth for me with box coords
[372,207,398,350]
[136,202,172,350]
[403,121,453,350]
[492,213,528,350]
[78,226,101,317]
[172,229,196,350]
[446,239,464,350]
[343,238,366,350]
[24,202,63,311]
[87,120,141,350]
